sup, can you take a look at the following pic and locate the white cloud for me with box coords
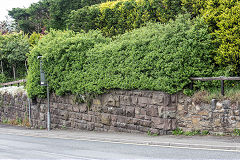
[0,0,40,21]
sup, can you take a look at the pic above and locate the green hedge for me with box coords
[26,30,109,97]
[68,0,183,37]
[27,14,216,97]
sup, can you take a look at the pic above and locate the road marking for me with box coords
[1,131,240,154]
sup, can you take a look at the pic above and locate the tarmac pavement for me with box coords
[0,124,240,152]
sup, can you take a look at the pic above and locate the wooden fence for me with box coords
[0,79,26,87]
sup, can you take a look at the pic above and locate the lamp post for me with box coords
[37,56,51,131]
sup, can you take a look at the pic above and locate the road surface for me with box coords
[1,132,240,159]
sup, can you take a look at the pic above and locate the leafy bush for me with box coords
[0,73,7,83]
[68,0,183,37]
[26,30,109,97]
[27,14,215,98]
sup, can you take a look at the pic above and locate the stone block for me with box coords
[171,95,177,103]
[216,102,223,110]
[132,91,142,96]
[192,118,200,127]
[111,115,118,122]
[40,113,45,121]
[198,110,208,116]
[166,111,176,119]
[172,119,177,130]
[132,97,138,105]
[73,105,80,112]
[133,118,140,125]
[137,126,150,132]
[152,93,164,105]
[126,107,135,117]
[66,105,73,112]
[135,107,140,115]
[107,107,114,114]
[121,96,132,106]
[126,124,137,130]
[101,114,111,125]
[140,108,147,115]
[93,99,101,105]
[146,105,158,117]
[112,108,124,115]
[40,104,46,112]
[141,91,152,98]
[82,114,89,121]
[178,104,186,113]
[151,117,164,125]
[87,122,95,131]
[117,116,127,123]
[149,128,160,134]
[105,95,120,107]
[138,97,151,107]
[80,104,88,113]
[223,100,231,109]
[91,105,100,112]
[139,120,151,127]
[163,119,172,130]
[164,94,171,106]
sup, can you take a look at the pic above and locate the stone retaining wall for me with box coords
[177,94,240,133]
[0,90,177,135]
[0,89,240,134]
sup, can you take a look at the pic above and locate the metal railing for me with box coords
[190,76,240,96]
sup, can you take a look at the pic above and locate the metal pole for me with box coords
[47,82,51,131]
[221,80,224,96]
[28,98,31,126]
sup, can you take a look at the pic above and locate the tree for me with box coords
[0,17,16,34]
[49,0,107,30]
[0,33,29,79]
[8,0,50,34]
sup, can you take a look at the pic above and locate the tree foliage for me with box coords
[0,32,29,80]
[182,0,240,74]
[49,0,107,30]
[68,0,183,37]
[8,0,50,34]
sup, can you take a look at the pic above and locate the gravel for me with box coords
[0,86,27,96]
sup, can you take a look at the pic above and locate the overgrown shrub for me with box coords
[27,14,216,98]
[26,30,109,97]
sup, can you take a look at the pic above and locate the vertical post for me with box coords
[190,80,193,90]
[221,80,224,96]
[38,56,51,131]
[28,98,31,126]
[47,82,51,131]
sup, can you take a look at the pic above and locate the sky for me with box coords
[0,0,40,21]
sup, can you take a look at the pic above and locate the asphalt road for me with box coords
[1,133,240,159]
